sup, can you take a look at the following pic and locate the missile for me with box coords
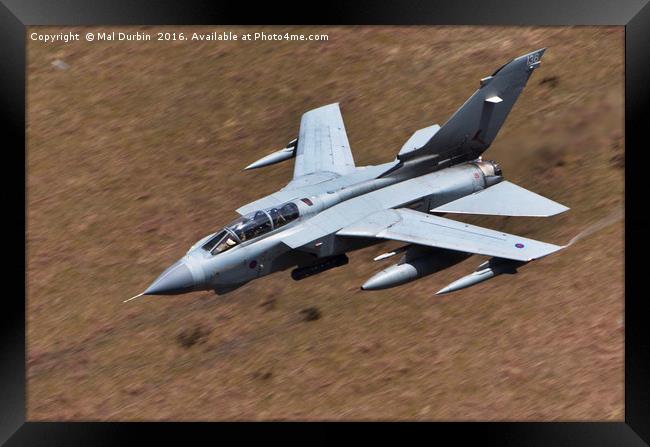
[435,258,526,295]
[244,139,297,170]
[373,245,409,262]
[362,248,470,290]
[435,268,497,295]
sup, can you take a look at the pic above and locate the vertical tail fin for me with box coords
[399,48,546,165]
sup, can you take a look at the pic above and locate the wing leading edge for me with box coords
[337,208,564,262]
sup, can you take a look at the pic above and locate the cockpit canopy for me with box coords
[200,202,299,255]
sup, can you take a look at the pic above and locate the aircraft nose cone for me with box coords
[144,260,195,295]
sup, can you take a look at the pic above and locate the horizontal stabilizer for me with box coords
[398,124,440,157]
[432,181,569,217]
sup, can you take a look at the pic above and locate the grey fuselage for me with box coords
[161,160,502,295]
[138,49,554,298]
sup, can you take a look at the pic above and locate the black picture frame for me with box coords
[3,1,648,444]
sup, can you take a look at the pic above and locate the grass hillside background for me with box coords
[27,26,624,420]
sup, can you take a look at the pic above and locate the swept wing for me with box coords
[237,103,374,214]
[337,208,563,262]
[291,103,356,184]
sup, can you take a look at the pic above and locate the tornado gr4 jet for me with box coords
[130,48,569,302]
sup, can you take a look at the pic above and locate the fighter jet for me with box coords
[130,48,569,302]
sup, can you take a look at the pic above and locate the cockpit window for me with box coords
[212,232,238,254]
[201,230,226,252]
[204,201,301,256]
[268,202,299,229]
[200,229,239,255]
[228,210,273,242]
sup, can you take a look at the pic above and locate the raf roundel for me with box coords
[515,243,525,249]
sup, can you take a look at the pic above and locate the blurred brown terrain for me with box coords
[27,26,624,420]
